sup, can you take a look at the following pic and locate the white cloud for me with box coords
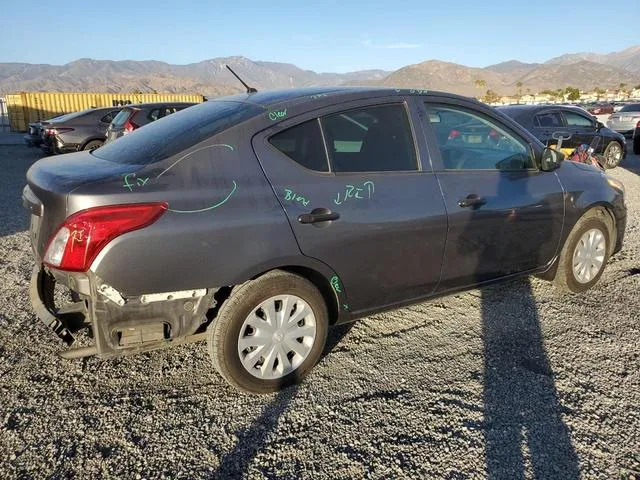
[385,42,421,49]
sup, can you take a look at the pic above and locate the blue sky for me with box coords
[2,0,638,72]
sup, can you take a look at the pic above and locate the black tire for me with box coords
[83,139,103,151]
[634,136,640,155]
[207,270,329,394]
[554,210,611,294]
[602,140,623,169]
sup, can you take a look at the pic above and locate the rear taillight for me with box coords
[44,203,167,272]
[123,109,140,134]
[448,129,461,140]
[45,127,74,136]
[636,120,640,128]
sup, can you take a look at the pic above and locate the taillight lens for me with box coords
[123,109,140,134]
[44,203,168,272]
[124,120,136,133]
[45,127,74,136]
[636,120,640,128]
[448,129,461,140]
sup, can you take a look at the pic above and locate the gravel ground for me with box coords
[0,144,638,479]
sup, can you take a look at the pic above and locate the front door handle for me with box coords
[458,194,486,208]
[298,208,340,224]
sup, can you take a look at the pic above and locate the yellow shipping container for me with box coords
[6,92,205,132]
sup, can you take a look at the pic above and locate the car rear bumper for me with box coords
[29,264,215,359]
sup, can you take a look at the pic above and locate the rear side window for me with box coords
[322,104,417,172]
[533,112,563,128]
[100,111,119,123]
[269,120,329,172]
[93,101,263,165]
[564,112,593,127]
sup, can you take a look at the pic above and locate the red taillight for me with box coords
[124,120,136,133]
[123,109,140,133]
[45,127,74,136]
[636,120,640,128]
[44,203,167,272]
[448,129,461,140]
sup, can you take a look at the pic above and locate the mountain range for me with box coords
[1,46,639,98]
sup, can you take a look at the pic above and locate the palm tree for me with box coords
[515,81,523,104]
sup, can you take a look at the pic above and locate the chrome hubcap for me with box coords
[237,294,316,380]
[606,143,621,166]
[572,228,606,284]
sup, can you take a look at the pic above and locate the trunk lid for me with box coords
[24,151,137,259]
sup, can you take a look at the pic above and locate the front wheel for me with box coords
[208,270,329,394]
[554,210,610,294]
[603,141,623,169]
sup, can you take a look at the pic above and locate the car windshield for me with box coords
[619,104,640,112]
[92,100,264,165]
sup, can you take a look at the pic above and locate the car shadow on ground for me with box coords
[481,278,579,479]
[210,322,354,478]
[0,146,43,237]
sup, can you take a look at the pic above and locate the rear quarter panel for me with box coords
[73,122,302,296]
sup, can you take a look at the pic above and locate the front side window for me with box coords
[322,104,418,172]
[425,104,533,171]
[534,112,563,128]
[563,111,594,128]
[269,120,329,172]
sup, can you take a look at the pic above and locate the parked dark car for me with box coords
[38,107,122,155]
[586,103,614,115]
[24,88,626,393]
[23,114,72,148]
[105,102,196,143]
[607,103,640,139]
[497,104,627,168]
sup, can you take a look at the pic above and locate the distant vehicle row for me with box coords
[24,102,196,154]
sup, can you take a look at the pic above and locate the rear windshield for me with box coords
[111,108,134,127]
[49,109,92,123]
[619,104,640,112]
[92,101,263,165]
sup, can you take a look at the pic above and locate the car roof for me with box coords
[124,102,197,108]
[496,104,594,121]
[200,86,483,111]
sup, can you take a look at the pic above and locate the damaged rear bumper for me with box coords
[29,266,215,359]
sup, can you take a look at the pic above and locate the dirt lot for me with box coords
[0,144,638,479]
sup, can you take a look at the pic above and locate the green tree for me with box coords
[565,86,580,101]
[514,81,524,103]
[475,79,487,90]
[483,89,500,104]
[593,87,605,100]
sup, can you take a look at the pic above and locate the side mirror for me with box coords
[540,147,564,172]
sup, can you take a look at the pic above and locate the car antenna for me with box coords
[226,65,258,94]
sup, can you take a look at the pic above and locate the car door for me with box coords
[531,110,567,150]
[421,99,565,292]
[562,110,598,150]
[252,98,448,313]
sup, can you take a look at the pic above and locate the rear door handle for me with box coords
[458,194,486,208]
[298,208,340,224]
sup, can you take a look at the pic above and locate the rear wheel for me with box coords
[208,270,329,394]
[603,141,623,169]
[554,210,610,293]
[83,140,103,151]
